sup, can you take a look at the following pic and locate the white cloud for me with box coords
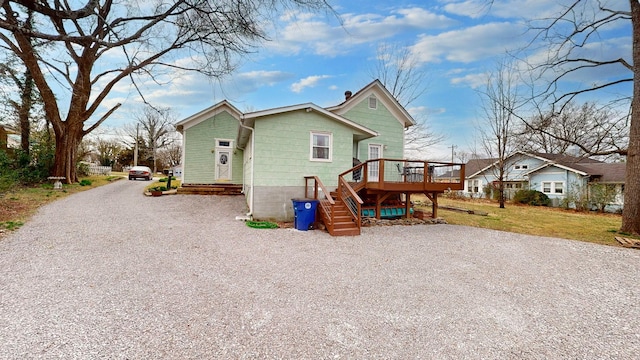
[291,75,332,93]
[410,22,527,64]
[268,7,456,57]
[231,70,294,93]
[450,71,488,89]
[443,0,567,20]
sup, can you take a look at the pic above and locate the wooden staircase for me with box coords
[305,176,362,236]
[320,197,360,236]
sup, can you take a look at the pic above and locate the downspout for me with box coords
[237,116,255,218]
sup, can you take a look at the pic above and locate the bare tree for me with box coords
[516,101,629,158]
[519,0,639,235]
[370,42,445,157]
[158,143,182,169]
[0,0,333,183]
[0,8,44,155]
[477,60,522,208]
[121,106,176,172]
[94,137,121,167]
[136,106,176,173]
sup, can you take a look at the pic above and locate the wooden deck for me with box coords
[306,158,466,236]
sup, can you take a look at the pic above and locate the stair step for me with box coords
[334,221,358,229]
[177,187,242,195]
[333,214,352,220]
[331,228,361,236]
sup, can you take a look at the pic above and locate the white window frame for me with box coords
[216,139,232,148]
[554,182,564,194]
[310,131,332,162]
[368,96,377,110]
[514,164,529,170]
[542,181,564,194]
[468,179,480,193]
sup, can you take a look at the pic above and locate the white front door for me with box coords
[368,144,383,181]
[215,140,233,181]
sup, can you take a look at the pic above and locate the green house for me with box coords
[176,80,415,221]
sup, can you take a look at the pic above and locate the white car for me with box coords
[128,166,153,181]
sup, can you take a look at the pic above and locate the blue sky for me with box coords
[96,0,631,161]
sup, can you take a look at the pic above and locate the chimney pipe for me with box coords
[345,90,352,101]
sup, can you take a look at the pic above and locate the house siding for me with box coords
[249,110,367,220]
[252,110,356,187]
[464,154,548,196]
[182,111,243,184]
[342,97,405,160]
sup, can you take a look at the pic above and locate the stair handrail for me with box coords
[304,176,336,234]
[339,162,367,191]
[337,175,363,231]
[304,176,335,204]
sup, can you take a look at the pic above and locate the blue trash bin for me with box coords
[292,199,319,231]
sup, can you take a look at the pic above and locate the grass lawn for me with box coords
[145,177,181,192]
[413,195,626,246]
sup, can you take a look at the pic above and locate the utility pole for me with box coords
[133,124,139,166]
[449,144,457,182]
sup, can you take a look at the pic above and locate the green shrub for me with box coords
[158,176,176,182]
[0,149,50,192]
[149,186,168,192]
[79,179,92,186]
[77,162,90,177]
[513,189,550,206]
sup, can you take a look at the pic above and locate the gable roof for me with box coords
[326,79,416,128]
[175,100,242,133]
[465,157,498,177]
[236,103,378,149]
[242,102,378,137]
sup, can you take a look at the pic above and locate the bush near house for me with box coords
[513,189,551,206]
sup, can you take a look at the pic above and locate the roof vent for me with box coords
[345,90,352,101]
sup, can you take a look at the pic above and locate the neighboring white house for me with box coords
[464,152,626,212]
[0,124,20,150]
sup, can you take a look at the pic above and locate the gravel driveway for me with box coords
[1,179,639,359]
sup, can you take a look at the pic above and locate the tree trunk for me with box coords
[622,0,640,236]
[19,69,34,154]
[53,121,83,184]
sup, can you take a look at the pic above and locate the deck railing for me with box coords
[362,158,465,191]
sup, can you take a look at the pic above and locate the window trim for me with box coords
[310,131,332,162]
[215,138,233,148]
[468,179,480,193]
[542,181,564,194]
[368,96,377,110]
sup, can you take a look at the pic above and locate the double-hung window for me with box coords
[542,181,564,194]
[554,182,564,194]
[310,132,332,161]
[468,179,479,193]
